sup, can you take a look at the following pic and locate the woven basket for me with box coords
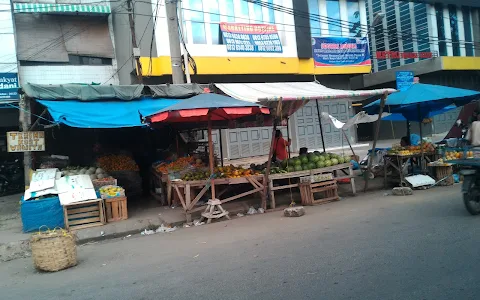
[30,230,77,272]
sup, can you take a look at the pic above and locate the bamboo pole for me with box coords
[315,100,327,152]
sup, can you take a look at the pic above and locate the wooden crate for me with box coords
[63,199,106,231]
[434,165,454,186]
[105,196,128,222]
[299,180,339,206]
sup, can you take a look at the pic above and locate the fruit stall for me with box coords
[267,152,355,208]
[383,142,438,187]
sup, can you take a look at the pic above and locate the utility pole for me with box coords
[127,0,143,83]
[176,1,190,83]
[165,0,185,84]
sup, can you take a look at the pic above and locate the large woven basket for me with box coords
[30,230,77,272]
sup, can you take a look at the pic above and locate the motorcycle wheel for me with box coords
[463,189,480,215]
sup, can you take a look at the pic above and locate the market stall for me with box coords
[215,82,396,204]
[364,83,480,187]
[146,93,270,223]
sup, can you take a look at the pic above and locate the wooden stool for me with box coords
[200,199,231,224]
[299,180,339,206]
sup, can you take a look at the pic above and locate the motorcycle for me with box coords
[0,159,25,196]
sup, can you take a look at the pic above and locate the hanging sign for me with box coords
[220,22,283,53]
[396,71,414,91]
[0,73,19,101]
[312,37,371,67]
[7,131,45,152]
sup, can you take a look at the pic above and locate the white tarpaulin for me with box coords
[215,82,396,103]
[321,111,392,130]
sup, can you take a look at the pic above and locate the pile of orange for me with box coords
[97,154,139,172]
[155,157,194,174]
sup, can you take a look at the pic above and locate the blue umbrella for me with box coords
[364,83,480,122]
[381,105,458,122]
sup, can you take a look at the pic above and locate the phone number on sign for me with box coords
[226,44,255,51]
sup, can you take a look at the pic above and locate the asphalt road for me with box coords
[1,186,479,300]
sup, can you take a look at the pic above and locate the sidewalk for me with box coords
[0,156,386,263]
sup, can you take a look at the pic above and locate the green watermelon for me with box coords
[281,160,288,168]
[324,160,332,167]
[316,160,326,168]
[294,158,302,166]
[307,162,316,170]
[338,157,345,164]
[331,158,339,165]
[344,156,351,163]
[314,151,321,156]
[318,155,325,162]
[307,153,315,161]
[294,165,303,172]
[287,166,295,172]
[300,155,309,165]
[310,155,319,163]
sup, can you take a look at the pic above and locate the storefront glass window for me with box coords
[448,5,460,56]
[225,0,235,22]
[435,3,447,56]
[207,0,221,45]
[308,0,320,37]
[240,0,249,21]
[268,0,275,24]
[462,7,474,56]
[253,2,263,22]
[326,0,342,36]
[188,0,206,44]
[346,0,361,37]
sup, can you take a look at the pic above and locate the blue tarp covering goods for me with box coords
[38,97,179,128]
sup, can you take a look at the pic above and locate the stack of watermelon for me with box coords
[281,151,350,172]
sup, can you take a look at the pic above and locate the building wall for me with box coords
[19,65,118,85]
[366,0,480,72]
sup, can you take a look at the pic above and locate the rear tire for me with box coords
[463,191,480,215]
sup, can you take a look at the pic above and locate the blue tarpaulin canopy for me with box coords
[38,97,179,128]
[364,83,480,122]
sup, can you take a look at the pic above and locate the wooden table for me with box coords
[170,175,266,222]
[383,153,438,187]
[268,163,355,209]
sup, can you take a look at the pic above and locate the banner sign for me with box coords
[0,73,19,101]
[7,131,45,152]
[376,51,433,59]
[396,71,414,91]
[220,22,283,53]
[312,37,370,67]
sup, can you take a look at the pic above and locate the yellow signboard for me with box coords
[7,131,45,152]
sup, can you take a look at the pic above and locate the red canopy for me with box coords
[150,107,270,123]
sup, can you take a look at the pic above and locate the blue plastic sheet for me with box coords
[37,97,179,128]
[20,196,65,233]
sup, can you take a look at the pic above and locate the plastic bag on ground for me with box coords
[247,207,258,215]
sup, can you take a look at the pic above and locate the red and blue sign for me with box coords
[312,37,371,67]
[220,22,283,53]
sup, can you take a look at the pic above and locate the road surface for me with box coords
[1,186,479,300]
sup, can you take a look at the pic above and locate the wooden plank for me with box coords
[187,185,209,211]
[63,206,69,230]
[185,184,191,211]
[220,187,262,205]
[269,179,275,209]
[173,185,187,210]
[68,217,101,226]
[120,200,128,219]
[69,222,104,231]
[272,183,299,191]
[66,204,99,214]
[69,211,100,219]
[112,201,119,220]
[312,186,337,193]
